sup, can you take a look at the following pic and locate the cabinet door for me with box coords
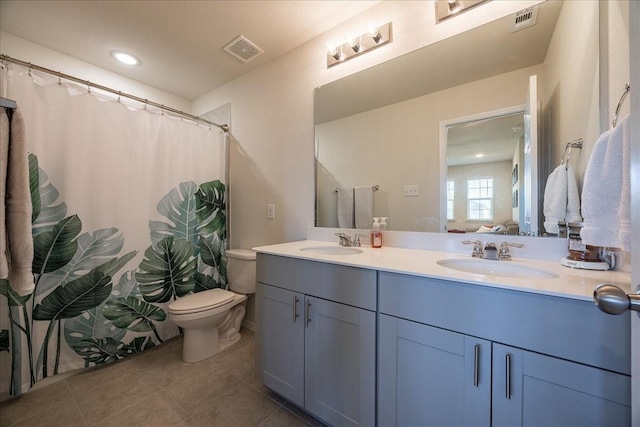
[304,296,376,427]
[492,343,631,427]
[378,315,491,427]
[257,284,305,407]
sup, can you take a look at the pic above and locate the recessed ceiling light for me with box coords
[111,50,141,66]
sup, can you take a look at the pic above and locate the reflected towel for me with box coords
[337,187,354,228]
[354,185,374,229]
[543,165,567,234]
[581,115,630,251]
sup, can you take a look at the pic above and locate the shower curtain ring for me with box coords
[117,91,121,103]
[57,72,62,85]
[86,80,91,93]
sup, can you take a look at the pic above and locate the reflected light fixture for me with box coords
[448,0,462,13]
[327,22,392,68]
[111,50,141,66]
[435,0,488,23]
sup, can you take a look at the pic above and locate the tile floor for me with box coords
[0,328,327,427]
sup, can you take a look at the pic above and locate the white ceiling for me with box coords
[0,0,379,100]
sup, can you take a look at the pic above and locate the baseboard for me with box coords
[242,319,256,331]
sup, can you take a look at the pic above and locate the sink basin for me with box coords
[300,245,364,256]
[437,259,558,279]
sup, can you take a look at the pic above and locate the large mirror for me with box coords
[314,1,599,236]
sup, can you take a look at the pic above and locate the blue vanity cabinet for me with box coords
[256,254,377,427]
[256,283,305,406]
[378,271,631,426]
[492,344,631,427]
[378,314,491,426]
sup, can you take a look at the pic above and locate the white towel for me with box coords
[1,108,35,296]
[565,165,582,223]
[543,165,567,234]
[580,115,630,251]
[337,187,354,228]
[354,185,374,229]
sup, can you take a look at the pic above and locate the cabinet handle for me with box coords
[292,295,299,322]
[505,353,512,400]
[305,299,311,328]
[473,344,480,387]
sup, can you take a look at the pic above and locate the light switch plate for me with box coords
[403,185,419,197]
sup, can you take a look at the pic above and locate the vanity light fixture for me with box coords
[435,0,488,23]
[327,22,392,68]
[111,50,141,66]
[349,38,361,53]
[448,0,462,13]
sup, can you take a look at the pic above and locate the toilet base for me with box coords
[182,326,219,363]
[180,302,247,363]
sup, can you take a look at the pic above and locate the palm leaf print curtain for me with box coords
[0,65,227,396]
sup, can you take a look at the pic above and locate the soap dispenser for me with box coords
[371,217,382,248]
[379,217,388,230]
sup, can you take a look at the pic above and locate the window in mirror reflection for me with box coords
[447,181,455,220]
[467,178,494,221]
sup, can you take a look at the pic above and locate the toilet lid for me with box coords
[168,288,236,314]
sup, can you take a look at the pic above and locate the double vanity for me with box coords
[253,233,631,426]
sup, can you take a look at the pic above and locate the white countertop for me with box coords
[253,240,631,302]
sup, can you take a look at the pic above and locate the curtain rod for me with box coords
[0,54,229,132]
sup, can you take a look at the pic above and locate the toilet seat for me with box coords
[168,288,236,315]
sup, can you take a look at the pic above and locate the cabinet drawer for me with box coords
[257,254,376,310]
[379,272,630,375]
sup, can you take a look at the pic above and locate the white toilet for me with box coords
[168,248,256,363]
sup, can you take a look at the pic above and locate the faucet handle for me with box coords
[352,233,368,247]
[335,232,350,246]
[499,242,524,260]
[462,240,484,258]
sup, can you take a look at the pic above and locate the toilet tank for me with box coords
[226,249,257,294]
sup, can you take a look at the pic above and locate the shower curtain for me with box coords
[0,65,227,397]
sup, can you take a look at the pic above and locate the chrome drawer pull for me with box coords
[473,344,480,387]
[305,299,311,328]
[505,353,512,399]
[292,295,299,322]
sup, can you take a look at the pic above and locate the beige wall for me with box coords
[542,0,600,190]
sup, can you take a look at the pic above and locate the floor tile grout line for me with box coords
[64,378,92,427]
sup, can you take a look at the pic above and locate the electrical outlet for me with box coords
[267,204,275,219]
[403,185,419,197]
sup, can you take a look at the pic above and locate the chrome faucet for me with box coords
[462,240,484,258]
[335,232,367,247]
[335,232,351,246]
[482,243,499,260]
[498,242,524,261]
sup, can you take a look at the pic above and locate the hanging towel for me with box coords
[354,185,374,229]
[565,165,582,223]
[543,165,568,234]
[581,115,630,251]
[1,108,35,296]
[337,187,354,228]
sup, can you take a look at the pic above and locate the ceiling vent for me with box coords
[223,35,264,63]
[511,6,539,33]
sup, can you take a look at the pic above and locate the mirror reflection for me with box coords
[314,1,599,236]
[444,111,525,236]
